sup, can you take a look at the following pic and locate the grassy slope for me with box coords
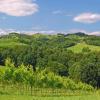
[0,39,27,48]
[68,43,100,53]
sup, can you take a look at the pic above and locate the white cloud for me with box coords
[0,29,8,35]
[88,31,100,36]
[52,10,62,15]
[68,29,100,36]
[0,28,100,36]
[0,0,39,16]
[52,10,73,17]
[0,28,57,35]
[74,13,100,23]
[23,30,57,35]
[0,28,19,35]
[68,29,87,33]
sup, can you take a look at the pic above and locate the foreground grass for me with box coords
[0,94,100,100]
[0,84,99,100]
[0,86,100,100]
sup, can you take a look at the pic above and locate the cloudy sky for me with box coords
[0,0,100,35]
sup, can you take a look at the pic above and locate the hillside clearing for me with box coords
[68,43,100,53]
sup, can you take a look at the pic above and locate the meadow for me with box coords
[0,95,100,100]
[68,43,100,53]
[0,90,100,100]
[0,86,100,100]
[0,39,26,48]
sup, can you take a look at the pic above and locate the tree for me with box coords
[69,52,100,87]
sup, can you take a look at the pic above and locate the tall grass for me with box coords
[0,83,96,96]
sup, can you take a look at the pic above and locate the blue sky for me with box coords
[0,0,100,35]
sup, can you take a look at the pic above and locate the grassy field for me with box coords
[0,85,100,100]
[68,43,100,53]
[0,94,100,100]
[0,39,27,48]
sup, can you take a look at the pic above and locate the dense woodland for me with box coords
[0,32,100,90]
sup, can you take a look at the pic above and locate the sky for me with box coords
[0,0,100,35]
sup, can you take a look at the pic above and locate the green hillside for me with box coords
[0,33,99,89]
[0,38,27,48]
[0,33,100,99]
[68,42,100,53]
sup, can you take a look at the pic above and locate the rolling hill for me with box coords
[68,42,100,53]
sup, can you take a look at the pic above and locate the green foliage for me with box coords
[0,33,100,88]
[0,62,94,91]
[82,47,91,52]
[69,52,100,88]
[85,36,100,46]
[5,58,14,68]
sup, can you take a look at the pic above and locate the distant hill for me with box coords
[0,32,100,50]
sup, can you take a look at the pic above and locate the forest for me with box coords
[0,32,100,98]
